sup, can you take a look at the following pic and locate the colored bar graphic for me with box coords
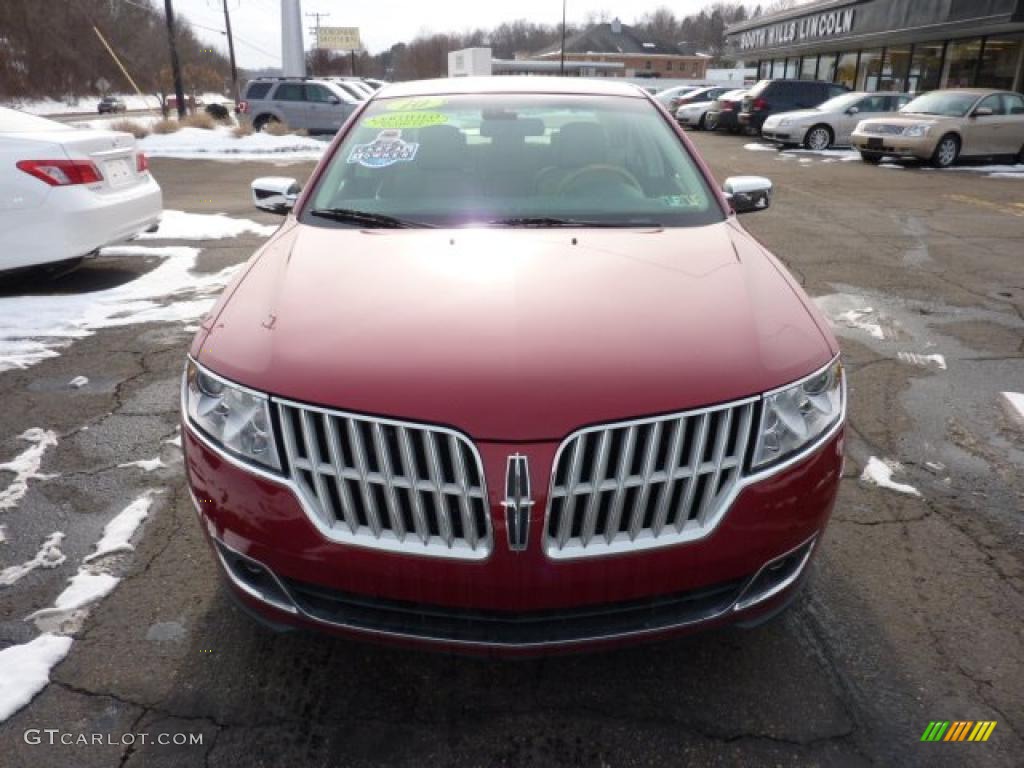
[922,721,996,742]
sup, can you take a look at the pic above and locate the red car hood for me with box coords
[197,222,835,441]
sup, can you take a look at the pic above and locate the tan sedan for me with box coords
[851,89,1024,167]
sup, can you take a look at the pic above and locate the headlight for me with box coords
[903,125,931,137]
[183,359,280,471]
[777,118,790,127]
[752,359,844,469]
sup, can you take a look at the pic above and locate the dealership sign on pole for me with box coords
[317,26,362,51]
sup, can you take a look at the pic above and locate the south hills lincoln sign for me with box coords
[738,8,856,51]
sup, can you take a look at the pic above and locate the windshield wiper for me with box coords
[309,208,435,228]
[488,216,660,228]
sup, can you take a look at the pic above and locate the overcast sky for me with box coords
[172,0,749,69]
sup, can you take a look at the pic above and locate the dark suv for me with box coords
[739,80,849,133]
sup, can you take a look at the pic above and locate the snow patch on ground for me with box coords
[139,209,277,240]
[0,532,66,587]
[860,457,922,497]
[836,308,885,339]
[744,142,778,152]
[928,163,1024,178]
[26,571,121,624]
[0,429,58,511]
[898,352,947,370]
[83,492,155,563]
[118,457,166,472]
[69,376,89,389]
[138,126,326,162]
[1001,392,1024,427]
[0,634,73,722]
[0,525,6,543]
[0,245,237,373]
[744,143,861,162]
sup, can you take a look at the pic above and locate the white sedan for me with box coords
[0,108,162,274]
[760,92,912,150]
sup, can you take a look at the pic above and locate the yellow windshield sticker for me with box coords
[364,112,448,129]
[383,97,446,112]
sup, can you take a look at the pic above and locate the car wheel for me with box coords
[860,151,883,164]
[697,113,707,131]
[804,125,833,151]
[931,134,960,168]
[705,115,718,131]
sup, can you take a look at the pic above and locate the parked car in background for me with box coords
[238,77,361,133]
[739,80,849,134]
[705,89,748,133]
[97,96,127,114]
[362,78,388,90]
[0,108,161,274]
[675,87,734,130]
[655,85,704,111]
[851,89,1024,167]
[330,79,370,102]
[184,77,845,655]
[762,91,911,150]
[338,77,375,98]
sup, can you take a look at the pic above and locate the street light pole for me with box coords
[560,0,567,76]
[164,0,187,117]
[222,0,239,104]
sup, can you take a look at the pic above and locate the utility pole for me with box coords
[560,0,567,76]
[222,0,239,104]
[164,0,186,117]
[306,10,329,74]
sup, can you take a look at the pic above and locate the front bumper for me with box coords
[761,126,803,145]
[184,420,843,654]
[851,131,937,159]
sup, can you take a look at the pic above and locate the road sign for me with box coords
[316,27,362,51]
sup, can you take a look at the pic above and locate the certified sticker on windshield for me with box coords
[364,112,448,130]
[347,130,419,168]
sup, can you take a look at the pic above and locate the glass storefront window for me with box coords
[817,53,837,82]
[758,60,770,79]
[835,52,858,89]
[857,48,884,90]
[785,58,799,79]
[944,38,983,88]
[880,46,912,92]
[976,36,1024,90]
[771,58,786,78]
[908,42,945,93]
[800,55,818,80]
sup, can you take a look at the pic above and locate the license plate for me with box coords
[866,137,883,149]
[103,157,133,187]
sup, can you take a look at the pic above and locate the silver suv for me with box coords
[239,78,362,134]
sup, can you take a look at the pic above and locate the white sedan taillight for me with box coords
[136,152,149,173]
[16,159,103,186]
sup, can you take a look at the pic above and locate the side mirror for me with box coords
[973,106,994,117]
[252,177,301,214]
[329,96,340,105]
[723,176,773,214]
[846,106,860,115]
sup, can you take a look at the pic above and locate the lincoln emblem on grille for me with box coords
[501,454,533,551]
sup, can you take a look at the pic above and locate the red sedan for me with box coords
[182,77,845,655]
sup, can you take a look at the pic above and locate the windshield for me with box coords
[304,93,722,228]
[816,93,864,112]
[901,91,978,117]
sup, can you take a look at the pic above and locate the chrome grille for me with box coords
[861,123,904,135]
[277,400,491,559]
[545,399,756,559]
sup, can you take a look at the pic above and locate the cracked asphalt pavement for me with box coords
[0,135,1022,767]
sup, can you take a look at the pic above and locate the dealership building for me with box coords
[725,0,1024,93]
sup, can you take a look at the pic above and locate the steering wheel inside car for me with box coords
[556,165,643,197]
